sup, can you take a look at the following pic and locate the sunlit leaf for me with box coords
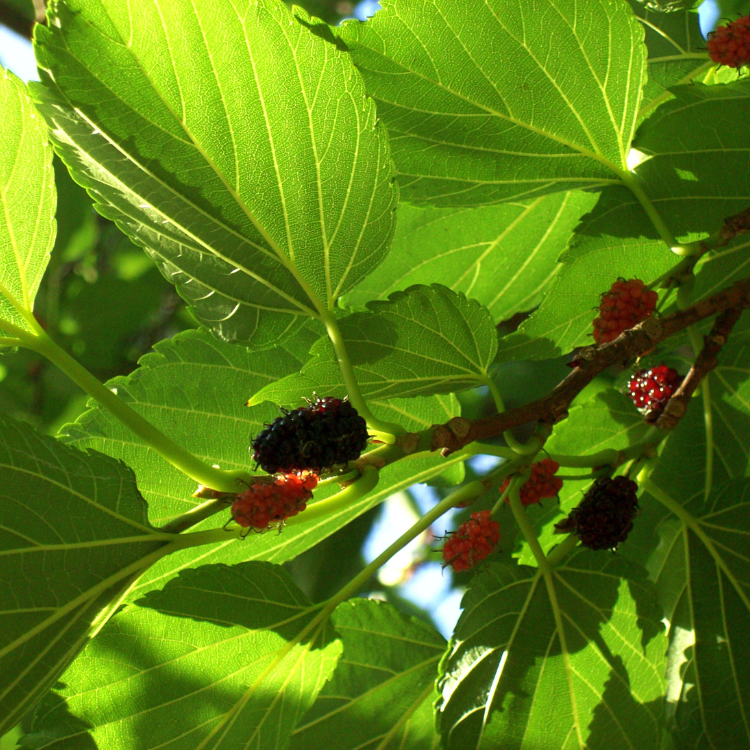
[0,68,56,339]
[24,562,342,750]
[338,0,645,205]
[345,191,597,322]
[289,599,444,750]
[32,0,397,347]
[251,285,498,401]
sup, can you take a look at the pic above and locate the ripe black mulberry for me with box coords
[555,476,639,551]
[251,397,369,473]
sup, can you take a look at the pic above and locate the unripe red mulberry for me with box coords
[231,471,318,532]
[555,476,638,550]
[500,459,563,506]
[251,397,369,473]
[592,279,658,345]
[442,510,500,572]
[707,15,750,69]
[628,365,682,412]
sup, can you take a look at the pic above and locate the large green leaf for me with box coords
[0,414,172,735]
[32,0,397,347]
[641,477,750,749]
[632,81,750,239]
[0,69,56,339]
[24,562,342,749]
[60,326,466,594]
[289,599,444,750]
[437,554,667,749]
[338,0,646,206]
[345,191,598,321]
[251,284,498,402]
[627,0,710,119]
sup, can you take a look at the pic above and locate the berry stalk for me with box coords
[26,331,254,493]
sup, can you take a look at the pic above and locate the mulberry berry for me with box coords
[251,397,369,473]
[555,476,639,551]
[628,365,682,412]
[231,471,318,531]
[707,15,750,69]
[592,279,658,345]
[500,459,563,506]
[442,510,500,572]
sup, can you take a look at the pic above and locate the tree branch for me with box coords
[654,307,743,431]
[431,275,750,453]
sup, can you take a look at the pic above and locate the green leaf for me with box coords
[627,0,710,119]
[632,81,750,239]
[60,326,466,594]
[344,191,598,322]
[32,0,397,347]
[24,562,342,750]
[495,205,679,361]
[437,554,667,749]
[0,414,171,735]
[641,478,750,748]
[289,599,444,750]
[0,68,56,339]
[251,285,498,402]
[338,0,645,206]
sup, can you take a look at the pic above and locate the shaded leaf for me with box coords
[627,0,709,119]
[251,284,498,402]
[0,414,171,734]
[24,562,341,749]
[437,554,667,749]
[345,191,598,322]
[0,68,56,338]
[338,0,645,205]
[289,599,444,750]
[32,0,397,347]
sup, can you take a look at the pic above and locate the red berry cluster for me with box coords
[592,279,658,345]
[707,15,750,69]
[442,510,500,572]
[231,471,318,531]
[500,459,563,506]
[628,365,682,412]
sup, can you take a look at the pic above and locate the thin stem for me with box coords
[617,169,678,251]
[158,497,232,534]
[175,465,382,548]
[314,480,485,616]
[464,442,518,460]
[687,325,714,502]
[509,484,551,573]
[486,377,538,454]
[27,332,253,493]
[546,534,580,567]
[0,316,35,340]
[320,310,404,436]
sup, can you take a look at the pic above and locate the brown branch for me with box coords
[655,307,743,431]
[432,275,750,454]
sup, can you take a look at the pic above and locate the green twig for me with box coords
[320,309,404,436]
[26,331,253,493]
[486,377,540,455]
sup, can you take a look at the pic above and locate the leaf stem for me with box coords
[617,169,680,251]
[26,332,253,493]
[486,376,540,455]
[319,309,404,436]
[687,325,714,502]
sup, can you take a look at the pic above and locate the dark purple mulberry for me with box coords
[554,476,639,551]
[251,397,369,473]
